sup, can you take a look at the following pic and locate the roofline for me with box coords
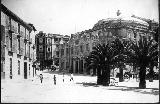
[1,4,34,32]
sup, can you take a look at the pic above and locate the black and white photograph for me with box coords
[1,0,159,103]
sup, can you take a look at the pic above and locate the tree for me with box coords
[124,37,158,88]
[110,38,129,82]
[86,38,126,86]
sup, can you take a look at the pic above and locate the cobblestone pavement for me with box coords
[1,70,159,103]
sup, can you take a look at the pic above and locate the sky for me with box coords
[2,0,159,36]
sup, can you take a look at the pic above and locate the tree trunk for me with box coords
[139,66,146,89]
[102,70,108,86]
[119,66,123,82]
[97,68,103,85]
[102,65,110,86]
[107,69,110,86]
[93,67,96,75]
[149,65,154,82]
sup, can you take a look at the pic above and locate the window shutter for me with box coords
[5,15,9,29]
[6,31,10,50]
[1,25,5,44]
[12,33,17,53]
[1,25,5,57]
[27,43,29,57]
[20,38,24,55]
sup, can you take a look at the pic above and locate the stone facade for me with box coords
[1,4,36,80]
[66,17,157,75]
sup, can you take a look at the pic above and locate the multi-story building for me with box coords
[67,16,158,75]
[1,4,36,80]
[58,35,70,72]
[35,32,69,70]
[35,31,46,70]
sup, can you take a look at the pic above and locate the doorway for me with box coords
[24,62,27,79]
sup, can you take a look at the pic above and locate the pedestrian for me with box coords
[70,72,74,82]
[63,72,65,82]
[53,75,56,85]
[39,74,43,83]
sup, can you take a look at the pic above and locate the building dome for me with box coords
[93,16,149,30]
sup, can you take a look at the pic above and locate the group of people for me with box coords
[39,73,74,85]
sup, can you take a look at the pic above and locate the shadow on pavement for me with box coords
[108,86,159,95]
[76,82,99,87]
[42,70,96,77]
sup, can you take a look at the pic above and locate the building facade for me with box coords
[67,17,158,75]
[35,31,69,71]
[1,4,36,80]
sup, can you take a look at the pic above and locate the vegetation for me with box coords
[124,37,158,88]
[86,38,127,86]
[86,36,158,89]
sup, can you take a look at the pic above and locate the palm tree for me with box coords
[124,37,158,89]
[110,38,130,82]
[86,38,126,86]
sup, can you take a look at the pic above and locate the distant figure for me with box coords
[53,75,56,85]
[70,73,74,82]
[63,73,65,82]
[39,74,43,83]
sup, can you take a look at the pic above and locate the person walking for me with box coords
[53,75,56,85]
[70,72,74,82]
[62,72,65,82]
[39,74,43,83]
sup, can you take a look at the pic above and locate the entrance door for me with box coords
[10,58,12,79]
[24,62,27,79]
[76,61,78,73]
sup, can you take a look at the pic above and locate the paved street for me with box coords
[1,70,159,103]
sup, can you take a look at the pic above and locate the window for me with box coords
[39,38,43,43]
[9,33,12,50]
[25,43,27,56]
[80,45,83,53]
[18,24,20,34]
[48,48,50,52]
[48,38,50,43]
[39,45,43,51]
[39,53,43,59]
[29,64,30,76]
[71,47,73,54]
[66,48,69,55]
[10,58,12,79]
[56,51,59,57]
[54,38,58,42]
[18,60,20,75]
[17,38,20,54]
[86,44,89,51]
[61,49,64,56]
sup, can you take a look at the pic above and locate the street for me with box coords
[1,70,159,103]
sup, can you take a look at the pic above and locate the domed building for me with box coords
[67,15,158,75]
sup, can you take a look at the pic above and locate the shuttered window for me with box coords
[12,33,17,53]
[20,38,24,55]
[18,60,20,75]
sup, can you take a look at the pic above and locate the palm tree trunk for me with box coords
[102,65,110,86]
[93,67,96,75]
[102,70,108,86]
[119,67,123,82]
[149,65,154,82]
[97,67,103,85]
[139,66,146,89]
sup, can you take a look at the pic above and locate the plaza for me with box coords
[1,70,159,103]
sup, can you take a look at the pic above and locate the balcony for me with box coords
[8,47,13,56]
[17,32,22,38]
[8,25,14,33]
